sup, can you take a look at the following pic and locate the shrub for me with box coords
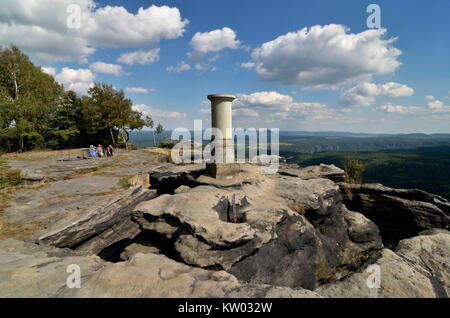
[342,159,365,184]
[0,169,22,189]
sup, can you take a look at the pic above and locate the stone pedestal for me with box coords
[206,94,240,178]
[206,162,241,178]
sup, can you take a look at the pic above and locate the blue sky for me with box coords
[1,0,449,133]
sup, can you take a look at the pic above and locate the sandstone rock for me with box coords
[279,164,346,183]
[344,208,381,243]
[20,169,45,185]
[316,230,450,297]
[128,173,150,188]
[395,229,450,297]
[38,186,157,248]
[119,243,160,261]
[274,176,342,221]
[0,239,106,297]
[76,217,141,260]
[340,183,450,242]
[174,185,190,194]
[60,252,320,298]
[133,187,256,248]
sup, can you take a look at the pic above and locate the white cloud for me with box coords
[133,104,187,119]
[235,91,339,121]
[188,27,241,60]
[199,108,211,114]
[374,103,422,115]
[425,95,435,101]
[55,67,95,94]
[241,62,255,69]
[235,91,293,110]
[84,5,189,47]
[117,48,160,65]
[427,99,450,113]
[89,61,124,76]
[0,1,188,64]
[379,82,414,98]
[250,24,402,89]
[339,82,414,106]
[233,108,259,117]
[166,61,191,73]
[124,87,150,93]
[41,67,56,76]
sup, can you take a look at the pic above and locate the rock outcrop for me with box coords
[0,239,106,297]
[279,163,346,183]
[133,173,383,290]
[340,183,450,243]
[61,252,319,298]
[1,158,448,298]
[38,186,157,249]
[316,229,450,298]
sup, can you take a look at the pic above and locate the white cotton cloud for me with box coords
[0,1,188,64]
[374,103,422,115]
[199,108,211,114]
[250,24,402,89]
[83,5,189,47]
[233,108,260,117]
[235,91,293,110]
[234,91,340,121]
[241,62,255,69]
[427,99,450,113]
[166,61,191,73]
[89,61,124,76]
[133,104,187,119]
[188,27,241,60]
[425,95,435,101]
[117,48,160,65]
[124,87,149,93]
[41,67,56,76]
[55,67,95,94]
[339,82,414,106]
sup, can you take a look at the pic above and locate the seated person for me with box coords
[88,145,98,157]
[107,145,114,156]
[97,144,104,157]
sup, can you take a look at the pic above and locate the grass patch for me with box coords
[290,201,306,215]
[88,188,118,196]
[63,166,99,180]
[318,224,328,235]
[118,177,131,189]
[0,169,22,189]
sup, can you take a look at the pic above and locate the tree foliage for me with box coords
[342,159,366,184]
[0,45,152,152]
[0,45,63,151]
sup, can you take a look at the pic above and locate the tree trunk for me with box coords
[152,131,156,147]
[109,128,116,147]
[19,134,24,153]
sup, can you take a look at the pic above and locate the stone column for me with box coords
[206,94,240,178]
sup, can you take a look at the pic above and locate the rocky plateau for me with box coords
[0,149,448,298]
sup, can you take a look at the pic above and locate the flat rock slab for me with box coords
[316,229,450,298]
[39,186,156,248]
[134,187,256,247]
[279,164,346,183]
[0,239,106,297]
[60,252,320,298]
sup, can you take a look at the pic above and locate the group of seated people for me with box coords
[88,144,114,157]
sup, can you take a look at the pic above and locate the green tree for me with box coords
[342,159,366,184]
[81,83,144,147]
[155,123,164,146]
[0,45,63,152]
[143,116,156,146]
[47,90,82,149]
